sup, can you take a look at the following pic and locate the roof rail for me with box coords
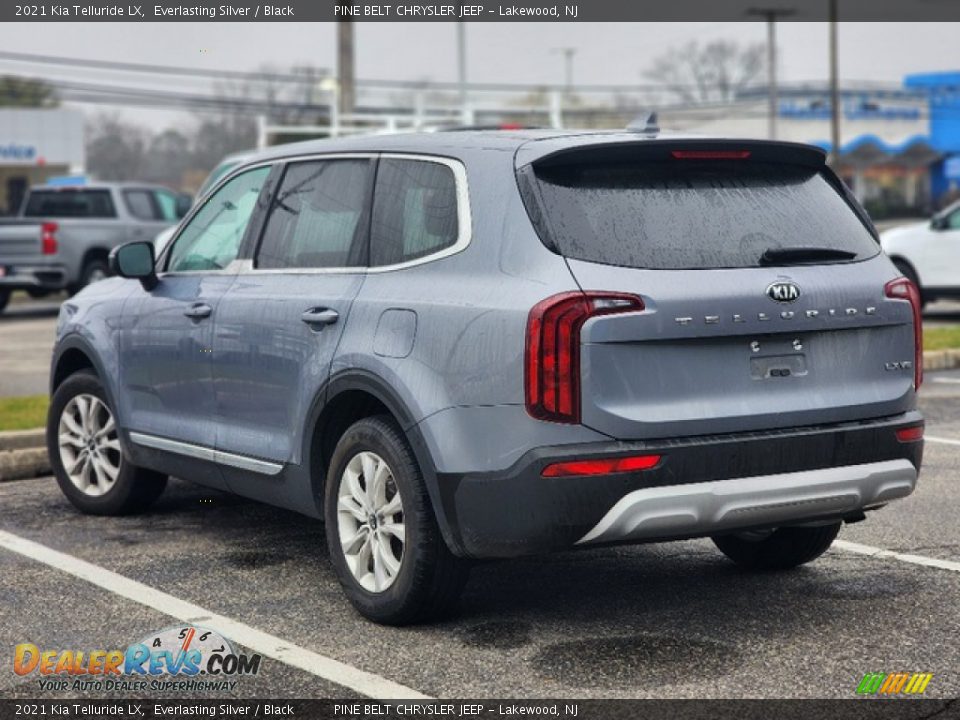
[626,111,659,135]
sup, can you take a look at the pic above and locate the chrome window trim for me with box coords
[129,431,283,476]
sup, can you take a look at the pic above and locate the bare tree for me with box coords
[85,113,149,181]
[643,40,765,104]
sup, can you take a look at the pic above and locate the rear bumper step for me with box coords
[577,458,916,545]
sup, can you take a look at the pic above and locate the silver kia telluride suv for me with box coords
[47,130,924,624]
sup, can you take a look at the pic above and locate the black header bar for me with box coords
[5,0,960,22]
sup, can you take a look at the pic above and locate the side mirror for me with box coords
[931,216,948,231]
[175,194,193,219]
[109,241,158,291]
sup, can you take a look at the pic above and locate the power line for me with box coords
[0,50,330,84]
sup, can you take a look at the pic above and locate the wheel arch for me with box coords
[304,369,464,555]
[50,337,117,411]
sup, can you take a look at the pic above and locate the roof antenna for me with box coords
[627,111,659,134]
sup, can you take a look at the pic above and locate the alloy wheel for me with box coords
[336,451,406,592]
[57,393,122,496]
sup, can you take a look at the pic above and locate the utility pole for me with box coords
[457,13,468,123]
[747,7,796,140]
[337,20,355,117]
[552,47,577,97]
[829,0,841,167]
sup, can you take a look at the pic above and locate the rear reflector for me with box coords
[541,454,661,478]
[895,426,924,443]
[671,150,751,160]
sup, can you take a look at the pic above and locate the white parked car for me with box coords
[881,201,960,305]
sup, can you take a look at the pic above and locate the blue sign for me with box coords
[45,175,87,186]
[0,144,37,160]
[944,156,960,181]
[780,100,920,121]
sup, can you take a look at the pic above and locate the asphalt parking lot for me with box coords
[1,299,959,700]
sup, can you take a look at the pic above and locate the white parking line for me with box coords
[926,435,960,447]
[0,529,430,700]
[835,540,960,573]
[931,377,960,385]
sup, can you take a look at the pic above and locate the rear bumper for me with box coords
[435,411,923,558]
[0,262,67,289]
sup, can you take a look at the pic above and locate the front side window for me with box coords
[370,159,460,267]
[123,190,157,221]
[166,166,270,273]
[255,159,370,269]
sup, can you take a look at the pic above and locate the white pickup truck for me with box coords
[0,182,189,313]
[881,201,960,305]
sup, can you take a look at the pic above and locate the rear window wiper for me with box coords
[759,246,858,266]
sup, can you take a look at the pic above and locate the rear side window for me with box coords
[23,190,116,219]
[123,190,157,221]
[255,159,370,270]
[528,161,879,270]
[370,159,459,267]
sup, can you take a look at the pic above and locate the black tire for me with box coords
[891,258,928,308]
[47,369,167,515]
[324,415,470,625]
[69,258,110,295]
[26,288,50,299]
[0,288,9,314]
[712,523,841,571]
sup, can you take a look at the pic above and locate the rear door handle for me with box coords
[301,308,339,327]
[184,303,212,319]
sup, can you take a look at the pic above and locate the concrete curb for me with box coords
[0,447,50,482]
[924,349,960,372]
[0,429,49,481]
[0,428,45,452]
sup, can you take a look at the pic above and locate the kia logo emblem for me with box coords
[766,281,801,303]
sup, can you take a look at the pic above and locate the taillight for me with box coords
[541,454,662,478]
[525,291,644,423]
[884,277,923,389]
[895,425,924,443]
[41,222,58,255]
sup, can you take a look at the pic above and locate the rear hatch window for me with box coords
[525,156,879,270]
[23,189,116,218]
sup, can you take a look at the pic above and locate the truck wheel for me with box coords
[80,259,110,288]
[0,289,9,314]
[47,369,167,515]
[712,523,841,571]
[324,415,470,625]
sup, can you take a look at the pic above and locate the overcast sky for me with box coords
[2,22,954,128]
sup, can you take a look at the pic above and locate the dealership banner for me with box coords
[5,0,960,22]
